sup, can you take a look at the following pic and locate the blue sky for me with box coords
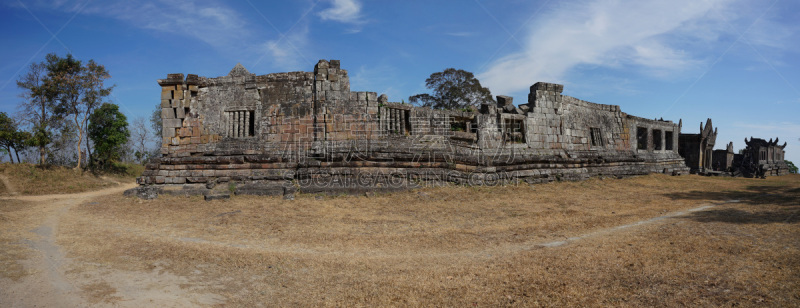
[1,0,798,162]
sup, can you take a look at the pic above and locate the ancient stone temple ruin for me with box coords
[128,60,691,199]
[679,118,717,173]
[677,117,790,177]
[713,142,735,172]
[732,137,789,177]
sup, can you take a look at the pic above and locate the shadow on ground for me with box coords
[664,184,800,225]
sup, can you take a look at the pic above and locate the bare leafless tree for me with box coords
[129,116,151,164]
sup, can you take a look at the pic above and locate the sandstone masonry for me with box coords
[127,60,691,199]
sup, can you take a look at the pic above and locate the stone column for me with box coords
[390,109,395,133]
[238,111,244,137]
[226,112,231,137]
[234,112,240,138]
[393,109,399,133]
[244,111,250,137]
[400,110,406,134]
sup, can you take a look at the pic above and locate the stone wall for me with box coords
[128,60,690,199]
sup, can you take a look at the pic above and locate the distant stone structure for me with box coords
[712,142,735,172]
[732,137,789,177]
[127,60,692,199]
[679,118,717,173]
[678,118,790,177]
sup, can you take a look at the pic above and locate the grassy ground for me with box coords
[52,173,800,306]
[0,163,141,195]
[0,199,34,281]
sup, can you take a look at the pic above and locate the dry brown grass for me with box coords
[0,163,138,195]
[54,174,800,306]
[80,281,123,304]
[0,199,35,281]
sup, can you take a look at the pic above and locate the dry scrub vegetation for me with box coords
[53,174,800,306]
[0,163,139,195]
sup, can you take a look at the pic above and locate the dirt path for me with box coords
[117,201,733,260]
[0,182,224,307]
[0,179,745,306]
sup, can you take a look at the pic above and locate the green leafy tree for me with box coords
[0,112,30,163]
[44,53,113,170]
[0,112,19,163]
[786,160,798,174]
[88,103,129,169]
[409,68,493,110]
[16,61,56,165]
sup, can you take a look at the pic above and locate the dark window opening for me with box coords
[503,118,525,143]
[449,116,475,134]
[653,129,662,150]
[249,112,255,136]
[450,121,467,132]
[665,131,674,150]
[636,127,648,150]
[590,127,604,147]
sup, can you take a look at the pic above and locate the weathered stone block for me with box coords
[497,95,513,107]
[161,91,173,100]
[164,127,176,138]
[162,108,174,119]
[164,119,182,128]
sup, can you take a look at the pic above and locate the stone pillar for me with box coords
[244,111,250,137]
[399,109,406,134]
[389,109,394,133]
[226,112,231,137]
[234,112,240,138]
[392,109,400,133]
[238,111,244,137]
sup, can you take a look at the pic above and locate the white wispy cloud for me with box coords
[478,0,736,96]
[261,24,311,71]
[26,0,249,51]
[318,0,362,24]
[444,32,476,37]
[10,0,319,71]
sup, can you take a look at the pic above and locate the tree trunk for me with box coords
[6,146,13,163]
[14,146,21,164]
[85,131,93,168]
[40,98,47,165]
[74,114,83,170]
